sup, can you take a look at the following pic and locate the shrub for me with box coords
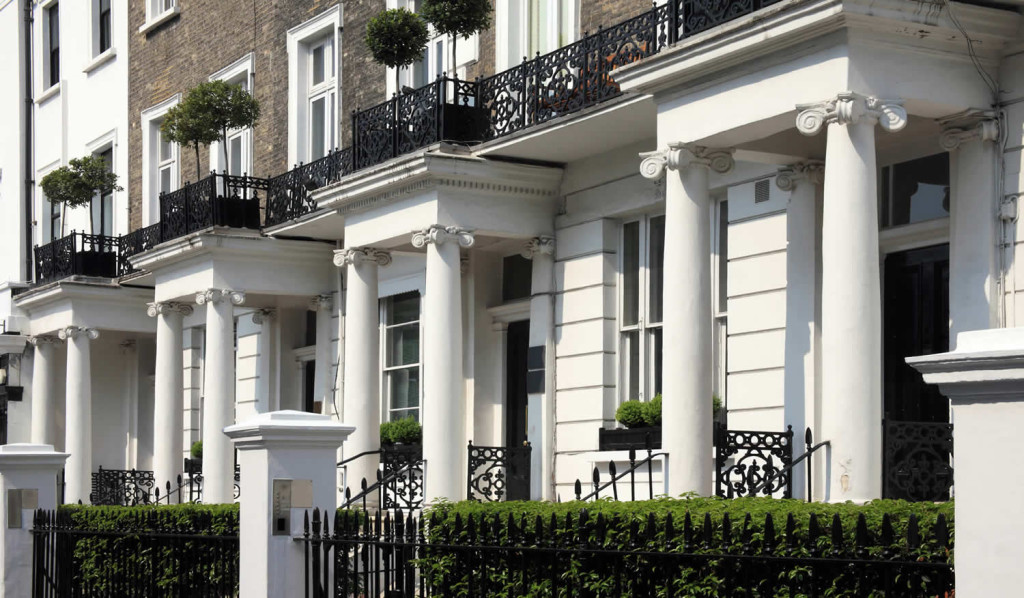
[365,8,430,91]
[190,440,203,460]
[615,400,647,428]
[420,497,954,597]
[420,0,492,70]
[643,394,662,426]
[54,503,239,594]
[713,393,723,415]
[380,417,422,444]
[39,155,123,236]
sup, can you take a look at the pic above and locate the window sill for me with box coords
[83,48,117,74]
[35,83,60,105]
[138,7,180,35]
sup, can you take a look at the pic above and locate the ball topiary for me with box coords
[615,400,647,429]
[380,417,423,444]
[643,394,662,427]
[190,440,203,460]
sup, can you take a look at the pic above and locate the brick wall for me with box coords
[128,0,338,230]
[579,0,650,36]
[340,0,387,144]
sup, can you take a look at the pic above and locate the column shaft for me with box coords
[342,263,381,491]
[313,297,334,417]
[153,309,186,489]
[663,165,713,496]
[525,239,555,501]
[422,239,465,502]
[202,295,238,503]
[64,331,94,504]
[820,120,882,502]
[30,340,57,446]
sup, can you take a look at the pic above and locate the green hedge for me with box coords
[419,497,954,597]
[49,504,239,595]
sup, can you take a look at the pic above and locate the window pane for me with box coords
[649,327,662,397]
[387,293,420,325]
[435,40,443,75]
[718,201,729,312]
[622,330,640,402]
[310,97,326,160]
[102,194,113,236]
[388,367,421,412]
[229,136,243,176]
[312,44,325,86]
[648,215,665,324]
[159,166,172,194]
[330,92,336,150]
[881,153,950,228]
[159,133,172,162]
[622,221,640,326]
[387,324,420,367]
[502,255,532,302]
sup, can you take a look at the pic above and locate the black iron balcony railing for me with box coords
[159,172,267,240]
[118,222,162,276]
[33,232,120,286]
[266,147,354,226]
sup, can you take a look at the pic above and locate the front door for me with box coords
[506,321,530,446]
[882,244,953,501]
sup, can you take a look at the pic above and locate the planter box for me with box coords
[0,386,23,402]
[599,426,662,452]
[441,104,488,144]
[213,196,261,230]
[184,457,202,475]
[73,250,118,278]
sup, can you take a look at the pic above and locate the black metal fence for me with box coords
[467,441,531,502]
[118,223,161,276]
[159,172,266,240]
[715,424,795,499]
[266,148,355,226]
[33,232,120,286]
[883,420,954,502]
[301,507,953,598]
[32,509,239,597]
[340,445,424,511]
[89,468,156,506]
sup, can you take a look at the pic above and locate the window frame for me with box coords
[45,2,60,89]
[96,0,111,55]
[208,55,255,176]
[618,213,665,405]
[380,292,423,423]
[306,36,337,162]
[140,95,181,226]
[90,148,115,237]
[286,7,341,166]
[496,0,578,70]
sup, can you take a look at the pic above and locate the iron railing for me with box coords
[266,148,354,225]
[300,506,953,598]
[715,423,795,499]
[467,441,531,502]
[575,444,665,502]
[883,419,954,502]
[89,467,156,506]
[159,172,267,240]
[339,445,424,511]
[31,508,239,597]
[118,223,162,276]
[33,232,120,286]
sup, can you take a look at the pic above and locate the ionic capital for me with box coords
[639,143,734,181]
[309,294,333,311]
[776,161,825,192]
[938,109,1000,151]
[251,308,277,325]
[522,236,556,260]
[58,326,99,341]
[195,289,246,306]
[146,301,194,318]
[28,335,61,347]
[796,92,907,136]
[333,247,393,268]
[411,225,475,249]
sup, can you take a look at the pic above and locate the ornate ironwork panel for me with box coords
[185,464,241,503]
[467,442,532,502]
[90,467,157,506]
[118,223,162,276]
[380,445,423,510]
[33,234,74,285]
[883,420,953,502]
[266,149,353,226]
[479,63,531,139]
[396,81,440,154]
[715,424,794,498]
[354,98,397,170]
[682,0,782,37]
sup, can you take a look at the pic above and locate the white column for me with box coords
[311,295,335,417]
[148,301,193,490]
[639,144,734,496]
[29,336,60,446]
[940,111,1001,345]
[797,92,907,502]
[0,444,69,598]
[252,309,278,414]
[196,289,245,503]
[413,225,474,502]
[335,247,392,493]
[777,163,824,500]
[120,340,139,470]
[59,326,99,504]
[523,236,556,501]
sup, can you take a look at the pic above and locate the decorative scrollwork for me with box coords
[467,442,532,502]
[883,420,953,502]
[119,223,162,276]
[90,468,157,506]
[521,236,555,260]
[411,225,475,249]
[381,445,424,510]
[715,424,794,498]
[195,289,246,306]
[333,247,393,268]
[796,92,907,136]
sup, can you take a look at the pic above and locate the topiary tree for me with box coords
[160,80,261,181]
[365,8,430,93]
[420,0,492,75]
[39,155,122,237]
[615,400,647,429]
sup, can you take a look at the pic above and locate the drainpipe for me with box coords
[22,0,34,283]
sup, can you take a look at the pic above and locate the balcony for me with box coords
[159,172,266,240]
[33,232,120,286]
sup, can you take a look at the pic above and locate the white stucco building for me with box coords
[2,0,1022,507]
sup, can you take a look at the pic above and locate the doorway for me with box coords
[505,320,530,447]
[882,244,953,501]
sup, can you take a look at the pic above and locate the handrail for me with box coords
[575,446,665,502]
[748,427,830,501]
[336,449,382,468]
[340,458,423,511]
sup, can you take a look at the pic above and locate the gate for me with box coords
[883,419,954,502]
[714,423,794,498]
[466,442,531,502]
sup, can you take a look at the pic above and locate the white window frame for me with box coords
[287,6,342,166]
[307,36,337,162]
[495,0,578,71]
[386,0,478,96]
[39,0,60,94]
[380,292,423,422]
[141,95,180,227]
[618,213,665,405]
[36,160,61,245]
[209,54,255,176]
[140,0,179,34]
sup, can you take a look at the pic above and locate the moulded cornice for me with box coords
[311,149,563,219]
[614,0,1018,99]
[13,282,153,314]
[128,229,334,274]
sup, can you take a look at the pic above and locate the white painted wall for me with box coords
[0,0,29,288]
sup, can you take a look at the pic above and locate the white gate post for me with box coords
[0,444,69,598]
[226,410,354,598]
[908,328,1024,598]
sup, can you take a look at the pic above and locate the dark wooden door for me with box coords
[505,320,530,447]
[882,244,953,501]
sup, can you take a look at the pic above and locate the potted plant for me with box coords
[365,8,431,94]
[380,417,423,465]
[184,440,203,475]
[161,80,262,229]
[420,0,491,142]
[598,394,725,451]
[39,155,123,276]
